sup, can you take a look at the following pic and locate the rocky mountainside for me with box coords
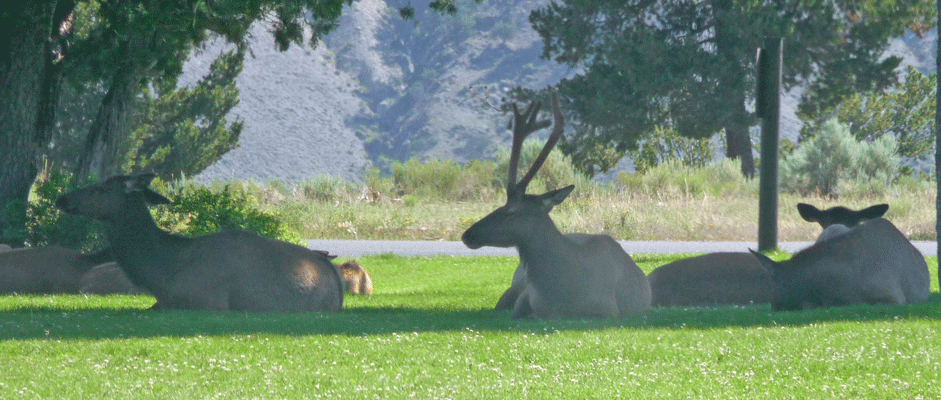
[187,1,937,184]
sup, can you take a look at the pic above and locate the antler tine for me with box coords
[506,100,552,198]
[516,91,564,194]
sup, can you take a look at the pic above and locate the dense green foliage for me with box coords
[628,126,716,175]
[0,254,937,398]
[2,169,106,251]
[153,180,301,244]
[525,0,934,177]
[781,119,900,197]
[833,65,936,161]
[125,50,245,181]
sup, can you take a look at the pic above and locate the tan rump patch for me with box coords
[292,261,320,292]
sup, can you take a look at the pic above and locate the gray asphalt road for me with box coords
[308,239,938,258]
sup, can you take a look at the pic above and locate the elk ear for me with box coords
[540,185,575,209]
[748,249,777,273]
[858,204,889,220]
[796,203,820,222]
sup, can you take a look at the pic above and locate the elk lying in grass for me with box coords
[337,260,373,295]
[461,93,650,319]
[80,262,147,295]
[648,202,895,308]
[0,246,113,294]
[797,203,888,242]
[647,252,772,307]
[55,174,344,312]
[750,218,929,311]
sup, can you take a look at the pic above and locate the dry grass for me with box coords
[266,185,936,242]
[226,158,938,242]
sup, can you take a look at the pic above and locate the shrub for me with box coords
[298,175,357,203]
[153,180,301,244]
[391,158,462,199]
[7,168,107,250]
[781,118,899,197]
[629,126,715,174]
[616,158,753,197]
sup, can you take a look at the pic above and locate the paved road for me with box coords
[308,239,938,257]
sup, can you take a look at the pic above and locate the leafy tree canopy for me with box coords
[526,0,934,177]
[831,65,936,161]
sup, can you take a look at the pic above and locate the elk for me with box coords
[461,93,651,319]
[647,202,897,308]
[750,218,929,311]
[55,174,344,312]
[647,252,772,307]
[0,246,114,294]
[337,260,373,295]
[80,262,148,295]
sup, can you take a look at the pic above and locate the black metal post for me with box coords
[757,37,782,252]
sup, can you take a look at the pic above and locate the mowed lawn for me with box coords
[0,253,939,399]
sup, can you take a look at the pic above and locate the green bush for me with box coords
[387,158,500,201]
[153,180,301,244]
[629,126,715,174]
[617,158,753,197]
[392,158,463,199]
[781,118,899,197]
[298,175,357,203]
[7,168,107,250]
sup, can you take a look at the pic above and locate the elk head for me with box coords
[55,174,171,221]
[796,203,889,229]
[462,92,572,249]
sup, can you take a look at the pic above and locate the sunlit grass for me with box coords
[0,254,938,398]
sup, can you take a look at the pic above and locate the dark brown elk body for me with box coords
[337,260,373,295]
[55,174,344,312]
[648,252,772,307]
[0,246,113,294]
[750,218,929,311]
[461,93,650,319]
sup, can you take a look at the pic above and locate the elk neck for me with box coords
[102,197,187,290]
[514,216,577,282]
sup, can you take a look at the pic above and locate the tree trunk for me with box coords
[75,42,137,179]
[0,2,57,246]
[724,113,756,178]
[713,0,756,178]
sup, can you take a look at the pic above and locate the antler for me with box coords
[506,92,565,199]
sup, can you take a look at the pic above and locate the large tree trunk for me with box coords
[0,2,58,246]
[75,42,138,179]
[713,0,756,178]
[724,107,756,178]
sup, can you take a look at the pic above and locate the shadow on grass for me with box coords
[0,293,938,341]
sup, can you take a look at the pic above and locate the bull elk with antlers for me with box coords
[461,93,651,319]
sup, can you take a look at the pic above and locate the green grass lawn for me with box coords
[0,254,939,399]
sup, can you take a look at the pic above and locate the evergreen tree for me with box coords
[527,0,934,177]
